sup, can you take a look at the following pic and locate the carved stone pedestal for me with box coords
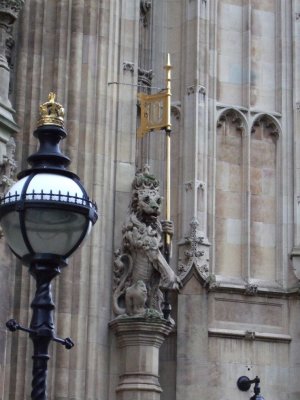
[110,315,174,400]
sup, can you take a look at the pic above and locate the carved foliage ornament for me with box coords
[178,218,212,286]
[138,68,153,88]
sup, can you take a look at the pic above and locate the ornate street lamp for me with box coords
[0,93,98,399]
[237,376,265,400]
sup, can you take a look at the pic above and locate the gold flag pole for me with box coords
[163,53,172,262]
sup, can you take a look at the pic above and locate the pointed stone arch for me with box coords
[215,108,247,278]
[249,113,281,282]
[216,107,248,134]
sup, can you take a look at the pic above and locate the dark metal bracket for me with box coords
[6,319,74,350]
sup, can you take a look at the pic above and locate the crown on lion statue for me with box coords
[37,92,65,128]
[132,165,160,191]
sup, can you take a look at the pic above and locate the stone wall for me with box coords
[0,0,299,399]
[3,1,140,398]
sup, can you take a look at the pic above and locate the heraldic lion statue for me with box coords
[112,166,181,316]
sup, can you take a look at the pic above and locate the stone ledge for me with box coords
[208,328,292,343]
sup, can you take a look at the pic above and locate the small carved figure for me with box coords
[125,280,147,316]
[113,166,181,316]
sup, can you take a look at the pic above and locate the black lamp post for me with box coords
[237,376,265,400]
[0,93,98,399]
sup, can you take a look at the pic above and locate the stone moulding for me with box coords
[205,279,300,299]
[208,328,292,343]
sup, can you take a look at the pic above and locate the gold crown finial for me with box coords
[37,92,65,128]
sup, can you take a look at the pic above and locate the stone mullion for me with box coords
[72,6,99,392]
[52,1,71,109]
[279,1,294,289]
[53,1,86,398]
[96,0,121,395]
[7,1,46,398]
[290,0,300,283]
[46,3,72,398]
[181,0,201,233]
[244,126,251,282]
[293,0,300,250]
[24,1,45,149]
[243,0,251,288]
[243,0,251,283]
[141,0,166,178]
[79,1,105,398]
[0,3,24,398]
[13,0,29,153]
[176,2,210,400]
[196,2,209,238]
[108,1,140,400]
[242,0,251,109]
[65,0,84,173]
[207,0,218,276]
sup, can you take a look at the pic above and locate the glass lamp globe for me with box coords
[0,173,97,263]
[0,93,98,266]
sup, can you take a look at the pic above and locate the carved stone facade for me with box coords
[0,1,299,400]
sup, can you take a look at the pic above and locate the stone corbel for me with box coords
[187,85,206,96]
[244,283,258,296]
[184,180,205,192]
[123,61,135,74]
[171,102,181,121]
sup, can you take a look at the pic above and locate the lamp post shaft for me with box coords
[29,263,60,400]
